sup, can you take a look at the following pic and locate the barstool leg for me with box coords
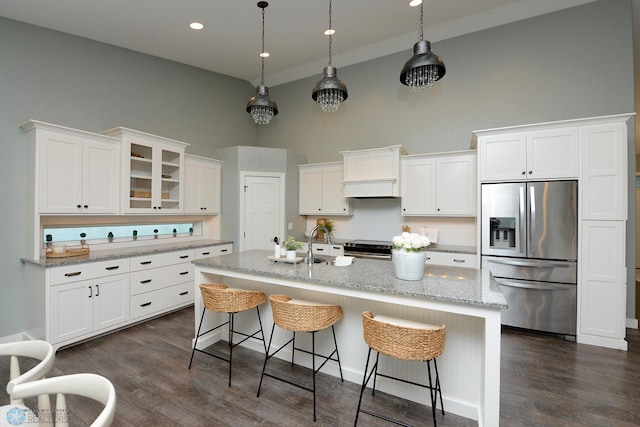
[433,358,445,416]
[257,324,277,397]
[331,325,344,381]
[354,347,374,426]
[371,352,380,396]
[291,332,296,366]
[228,312,235,387]
[256,306,267,353]
[188,308,207,369]
[311,331,317,422]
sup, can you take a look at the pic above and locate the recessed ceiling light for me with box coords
[189,22,204,30]
[324,29,335,36]
[409,0,422,6]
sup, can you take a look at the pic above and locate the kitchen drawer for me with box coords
[425,251,477,268]
[129,249,195,271]
[195,244,232,259]
[130,263,194,295]
[48,258,130,286]
[130,282,193,320]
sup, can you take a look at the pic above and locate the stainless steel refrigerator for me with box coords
[481,180,578,336]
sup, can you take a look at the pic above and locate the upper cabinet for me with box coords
[477,127,579,182]
[184,154,222,215]
[401,151,476,217]
[104,127,189,214]
[299,162,353,215]
[22,120,120,215]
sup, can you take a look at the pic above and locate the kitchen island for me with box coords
[193,249,507,426]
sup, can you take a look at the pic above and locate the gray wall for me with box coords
[0,17,257,337]
[0,0,636,338]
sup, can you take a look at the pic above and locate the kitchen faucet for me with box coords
[307,225,331,265]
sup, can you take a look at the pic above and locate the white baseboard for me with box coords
[626,317,638,329]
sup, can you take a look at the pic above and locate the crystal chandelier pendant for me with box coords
[405,64,440,92]
[316,89,345,112]
[250,105,275,124]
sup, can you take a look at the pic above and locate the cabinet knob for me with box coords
[76,204,82,208]
[83,204,88,209]
[521,171,526,175]
[528,170,533,174]
[153,206,158,209]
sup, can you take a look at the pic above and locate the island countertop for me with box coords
[193,249,506,309]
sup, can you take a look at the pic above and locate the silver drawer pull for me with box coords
[179,271,189,276]
[179,291,189,296]
[453,259,466,263]
[105,266,120,270]
[140,302,152,307]
[64,272,81,277]
[140,279,152,284]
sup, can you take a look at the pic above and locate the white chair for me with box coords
[0,340,55,405]
[7,373,117,427]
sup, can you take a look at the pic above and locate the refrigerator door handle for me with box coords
[529,185,536,257]
[519,185,526,256]
[486,257,571,269]
[496,278,574,291]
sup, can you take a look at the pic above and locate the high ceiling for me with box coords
[0,0,595,86]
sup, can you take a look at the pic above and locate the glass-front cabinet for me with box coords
[105,127,189,214]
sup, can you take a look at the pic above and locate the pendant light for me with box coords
[246,1,278,125]
[312,0,348,112]
[400,1,446,92]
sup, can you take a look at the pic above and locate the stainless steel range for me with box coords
[343,240,392,260]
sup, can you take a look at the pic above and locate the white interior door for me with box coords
[241,173,284,252]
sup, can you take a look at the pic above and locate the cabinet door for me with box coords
[201,162,221,214]
[321,164,351,215]
[401,157,436,215]
[478,133,527,182]
[82,139,119,214]
[580,123,627,221]
[38,131,83,213]
[49,280,93,344]
[183,160,202,214]
[94,274,130,332]
[527,127,579,179]
[436,155,476,216]
[579,221,626,342]
[299,167,323,214]
[158,147,182,212]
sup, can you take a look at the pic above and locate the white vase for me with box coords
[286,250,297,260]
[392,249,426,281]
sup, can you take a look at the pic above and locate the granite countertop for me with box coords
[21,239,233,268]
[425,243,476,254]
[194,249,506,309]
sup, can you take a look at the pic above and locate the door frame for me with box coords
[239,171,286,252]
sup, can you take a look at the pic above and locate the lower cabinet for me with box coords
[24,244,232,348]
[424,251,477,268]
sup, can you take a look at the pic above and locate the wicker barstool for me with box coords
[257,295,344,422]
[188,283,267,387]
[354,311,446,427]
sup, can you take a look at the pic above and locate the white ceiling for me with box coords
[0,0,595,87]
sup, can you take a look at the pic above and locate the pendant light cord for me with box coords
[419,3,424,42]
[328,0,332,66]
[260,6,266,85]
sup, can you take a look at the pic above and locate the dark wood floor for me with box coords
[2,307,639,426]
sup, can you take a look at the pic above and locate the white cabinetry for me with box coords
[424,251,476,268]
[299,162,352,215]
[104,127,189,214]
[184,155,222,215]
[194,244,233,259]
[301,243,344,257]
[129,249,195,320]
[580,122,627,221]
[22,120,120,215]
[401,152,476,216]
[475,113,633,350]
[477,126,579,181]
[47,259,130,346]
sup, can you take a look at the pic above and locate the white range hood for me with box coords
[341,145,407,198]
